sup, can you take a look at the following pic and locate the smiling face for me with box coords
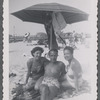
[33,50,42,60]
[63,49,73,61]
[49,51,58,62]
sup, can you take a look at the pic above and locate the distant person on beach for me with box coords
[23,47,49,91]
[23,32,30,42]
[62,46,83,94]
[35,49,66,100]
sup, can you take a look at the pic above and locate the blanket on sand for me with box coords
[12,80,90,100]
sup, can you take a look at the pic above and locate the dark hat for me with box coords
[31,47,44,56]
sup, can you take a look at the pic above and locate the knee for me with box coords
[40,85,49,94]
[35,77,44,90]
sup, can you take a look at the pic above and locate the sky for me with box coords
[9,0,96,36]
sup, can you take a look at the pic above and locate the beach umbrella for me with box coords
[12,3,88,49]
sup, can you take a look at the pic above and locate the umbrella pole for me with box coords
[50,26,52,50]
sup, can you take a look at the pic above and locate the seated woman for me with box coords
[12,47,50,100]
[23,47,49,91]
[62,46,83,94]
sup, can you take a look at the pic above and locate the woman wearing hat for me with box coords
[23,47,49,91]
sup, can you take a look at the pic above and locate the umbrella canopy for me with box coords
[12,3,88,24]
[11,3,88,50]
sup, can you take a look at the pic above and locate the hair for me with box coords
[63,46,74,54]
[48,49,58,55]
[31,47,44,57]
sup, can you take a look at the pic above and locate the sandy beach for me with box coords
[9,42,92,100]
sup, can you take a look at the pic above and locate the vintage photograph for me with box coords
[5,0,97,100]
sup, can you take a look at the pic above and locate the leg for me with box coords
[49,86,59,100]
[40,84,50,100]
[23,79,36,91]
[35,76,44,90]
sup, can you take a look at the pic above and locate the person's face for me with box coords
[49,51,58,62]
[33,50,42,60]
[63,49,73,61]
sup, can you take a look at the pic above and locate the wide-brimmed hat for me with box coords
[31,47,44,56]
